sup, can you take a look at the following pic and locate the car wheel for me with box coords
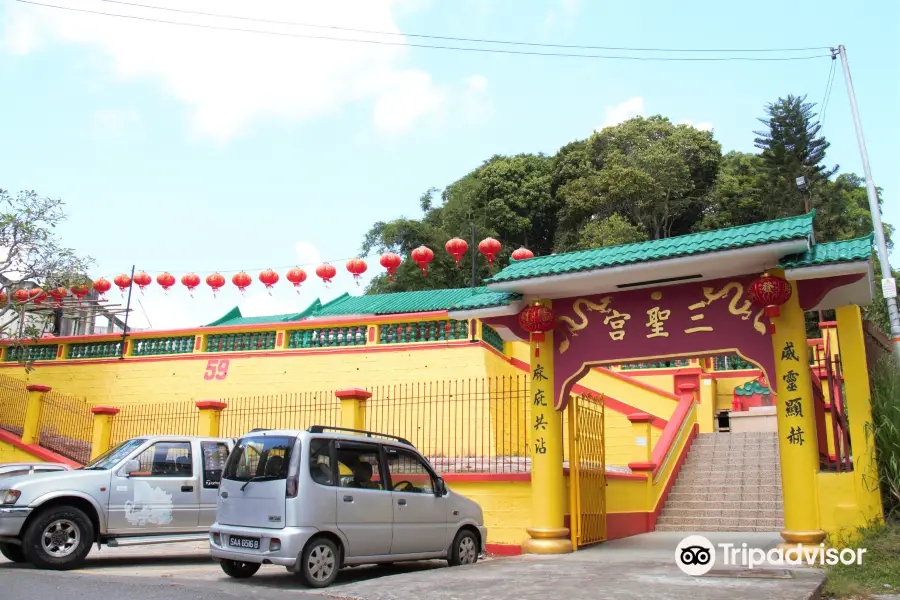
[297,536,340,588]
[22,506,94,570]
[220,559,261,578]
[0,542,26,563]
[448,529,479,567]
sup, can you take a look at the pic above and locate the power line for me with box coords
[16,1,832,61]
[92,0,833,54]
[819,49,838,130]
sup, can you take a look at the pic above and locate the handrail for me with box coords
[652,396,697,485]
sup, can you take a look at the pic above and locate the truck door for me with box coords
[108,440,200,534]
[199,441,231,528]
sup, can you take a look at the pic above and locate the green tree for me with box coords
[576,213,647,250]
[695,151,769,230]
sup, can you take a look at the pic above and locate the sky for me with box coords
[1,0,898,331]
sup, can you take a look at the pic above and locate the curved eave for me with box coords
[448,301,525,321]
[485,239,809,298]
[790,260,874,311]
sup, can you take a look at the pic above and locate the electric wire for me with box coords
[819,54,837,130]
[91,0,833,54]
[17,1,832,61]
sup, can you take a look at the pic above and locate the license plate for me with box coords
[228,535,260,550]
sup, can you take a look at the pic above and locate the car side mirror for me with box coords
[435,477,447,497]
[121,459,141,477]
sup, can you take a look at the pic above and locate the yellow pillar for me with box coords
[769,271,825,548]
[336,389,370,431]
[21,384,51,445]
[698,375,716,433]
[522,316,572,555]
[196,400,227,437]
[835,305,884,523]
[627,413,654,465]
[90,406,120,460]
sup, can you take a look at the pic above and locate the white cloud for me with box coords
[3,0,476,141]
[90,108,143,142]
[545,0,580,29]
[295,241,323,266]
[597,97,645,130]
[679,119,714,131]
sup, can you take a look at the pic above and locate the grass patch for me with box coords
[824,521,900,598]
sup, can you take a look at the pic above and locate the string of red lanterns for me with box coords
[0,238,537,305]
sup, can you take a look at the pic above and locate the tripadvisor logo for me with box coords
[676,534,867,575]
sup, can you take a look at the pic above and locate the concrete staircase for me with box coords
[655,432,784,532]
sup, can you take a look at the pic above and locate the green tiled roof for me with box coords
[204,287,521,327]
[735,380,771,396]
[486,212,815,284]
[778,235,873,268]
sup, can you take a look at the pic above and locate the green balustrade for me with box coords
[621,359,691,370]
[132,335,195,356]
[287,325,368,349]
[714,355,755,371]
[206,331,277,353]
[69,341,122,359]
[4,344,59,362]
[481,325,505,354]
[379,320,469,344]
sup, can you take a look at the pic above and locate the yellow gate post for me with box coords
[835,305,884,523]
[522,318,573,555]
[196,401,228,437]
[336,389,370,430]
[769,270,826,550]
[21,384,51,445]
[89,406,120,460]
[627,413,654,466]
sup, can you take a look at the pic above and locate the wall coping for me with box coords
[0,429,82,467]
[335,388,373,401]
[26,384,51,392]
[442,470,647,483]
[627,462,657,472]
[196,400,228,410]
[627,412,655,424]
[91,405,120,415]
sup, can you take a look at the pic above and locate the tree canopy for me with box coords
[359,93,890,330]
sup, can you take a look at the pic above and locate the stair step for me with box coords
[655,523,782,532]
[655,516,784,528]
[660,508,783,519]
[662,500,783,510]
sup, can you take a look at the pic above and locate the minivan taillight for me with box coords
[286,476,298,498]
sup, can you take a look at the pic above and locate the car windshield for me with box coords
[82,438,147,470]
[223,436,294,482]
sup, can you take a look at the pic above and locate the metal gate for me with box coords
[567,392,606,550]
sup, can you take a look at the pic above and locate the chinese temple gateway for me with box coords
[0,211,884,555]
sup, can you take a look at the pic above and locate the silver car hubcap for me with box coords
[458,537,477,564]
[307,545,336,582]
[42,519,80,558]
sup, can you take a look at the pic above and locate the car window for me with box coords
[201,442,230,488]
[309,439,334,486]
[84,438,147,470]
[223,436,294,482]
[335,443,384,491]
[0,468,29,477]
[132,442,193,477]
[384,448,436,494]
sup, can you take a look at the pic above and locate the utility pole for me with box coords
[836,44,900,363]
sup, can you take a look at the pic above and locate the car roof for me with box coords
[0,462,70,468]
[129,436,233,443]
[238,429,415,450]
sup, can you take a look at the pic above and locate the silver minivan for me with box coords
[209,426,487,587]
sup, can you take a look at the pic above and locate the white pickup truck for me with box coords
[0,435,234,570]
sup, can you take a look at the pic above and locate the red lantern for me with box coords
[346,258,367,286]
[13,289,30,303]
[181,273,201,297]
[511,247,534,261]
[232,271,252,295]
[206,273,226,298]
[259,269,279,291]
[29,288,47,306]
[286,268,307,293]
[380,253,401,281]
[411,246,434,276]
[0,291,6,306]
[156,272,176,294]
[93,278,112,301]
[49,286,68,306]
[316,263,337,286]
[133,271,152,293]
[478,237,502,266]
[748,274,792,334]
[445,238,468,267]
[519,304,557,355]
[71,284,90,300]
[113,274,132,296]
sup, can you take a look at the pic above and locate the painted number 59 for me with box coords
[203,359,230,380]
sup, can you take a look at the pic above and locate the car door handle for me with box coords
[397,499,407,506]
[343,495,354,503]
[181,486,193,492]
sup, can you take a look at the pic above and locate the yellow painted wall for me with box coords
[446,479,531,546]
[628,374,676,395]
[816,472,873,541]
[0,437,47,463]
[607,476,649,513]
[715,374,762,411]
[579,368,678,421]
